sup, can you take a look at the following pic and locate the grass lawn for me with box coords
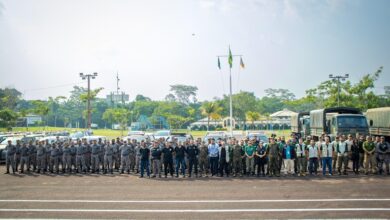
[3,127,292,140]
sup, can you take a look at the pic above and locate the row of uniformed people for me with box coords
[268,134,390,177]
[4,135,389,177]
[230,134,389,177]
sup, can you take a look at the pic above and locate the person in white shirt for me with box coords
[337,136,349,175]
[320,136,334,176]
[295,138,307,176]
[331,136,339,170]
[308,140,319,175]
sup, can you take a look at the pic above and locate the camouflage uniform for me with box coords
[19,144,30,173]
[36,143,46,173]
[267,143,280,177]
[5,143,16,174]
[104,143,114,174]
[198,143,209,177]
[28,142,37,172]
[232,144,243,177]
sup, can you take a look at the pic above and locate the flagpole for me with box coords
[217,47,244,138]
[229,64,233,137]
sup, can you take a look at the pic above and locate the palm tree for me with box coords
[48,96,66,127]
[201,101,222,131]
[32,100,50,130]
[246,111,261,130]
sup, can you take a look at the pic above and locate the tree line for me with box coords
[0,67,388,131]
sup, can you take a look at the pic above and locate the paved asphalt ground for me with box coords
[0,166,389,219]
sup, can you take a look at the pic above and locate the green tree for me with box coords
[348,66,383,110]
[201,101,222,131]
[169,84,198,104]
[80,87,104,127]
[166,114,188,130]
[264,88,296,101]
[217,91,258,126]
[135,94,151,102]
[0,88,22,110]
[31,100,49,130]
[303,67,384,110]
[102,108,130,136]
[48,96,66,127]
[245,111,261,129]
[0,108,18,131]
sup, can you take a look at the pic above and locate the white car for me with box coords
[127,131,145,136]
[154,130,171,140]
[38,136,71,144]
[246,131,269,143]
[0,136,23,163]
[84,136,107,142]
[123,135,154,143]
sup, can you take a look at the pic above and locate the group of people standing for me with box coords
[4,134,389,178]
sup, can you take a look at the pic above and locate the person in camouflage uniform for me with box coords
[198,140,209,177]
[36,141,46,174]
[267,138,280,177]
[231,139,243,177]
[363,136,377,174]
[28,141,37,172]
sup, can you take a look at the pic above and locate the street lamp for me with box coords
[79,72,98,130]
[329,74,349,107]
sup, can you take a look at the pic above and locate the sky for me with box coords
[0,0,389,101]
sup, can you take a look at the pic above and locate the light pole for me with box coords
[329,74,349,107]
[79,72,98,130]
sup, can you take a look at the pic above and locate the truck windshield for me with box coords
[337,116,368,128]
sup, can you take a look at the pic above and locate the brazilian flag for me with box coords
[228,47,233,68]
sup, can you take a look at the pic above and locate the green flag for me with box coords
[228,47,233,68]
[217,57,221,70]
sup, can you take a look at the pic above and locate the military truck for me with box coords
[366,107,390,141]
[310,107,369,141]
[291,112,310,139]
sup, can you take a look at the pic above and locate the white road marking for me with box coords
[0,208,389,213]
[0,198,389,203]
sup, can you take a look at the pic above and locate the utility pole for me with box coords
[80,72,98,130]
[329,74,349,107]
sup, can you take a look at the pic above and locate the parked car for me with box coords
[154,130,171,140]
[38,136,71,144]
[69,131,106,142]
[203,131,227,143]
[83,135,107,142]
[225,131,245,141]
[246,131,269,143]
[166,133,193,143]
[123,134,154,143]
[127,131,145,136]
[0,136,23,163]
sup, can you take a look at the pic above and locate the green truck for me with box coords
[366,107,390,141]
[309,107,369,141]
[291,112,310,139]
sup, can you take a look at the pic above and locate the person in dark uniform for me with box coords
[175,142,186,178]
[218,141,230,177]
[162,142,174,178]
[28,141,37,172]
[19,143,30,173]
[151,142,162,178]
[256,142,267,177]
[186,140,199,178]
[139,142,150,178]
